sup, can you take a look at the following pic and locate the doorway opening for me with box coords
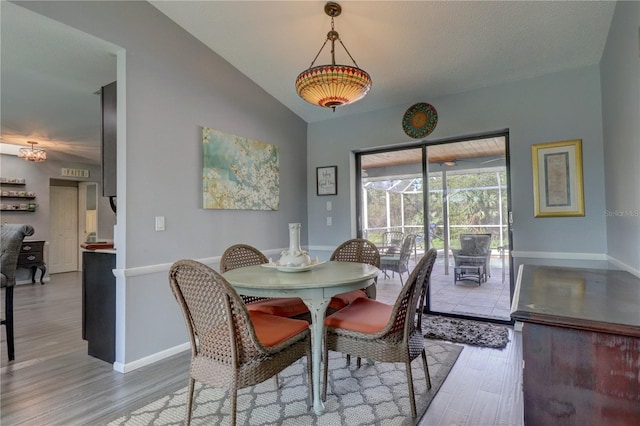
[49,180,100,274]
[356,131,513,324]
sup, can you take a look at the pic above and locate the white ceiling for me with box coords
[1,1,616,164]
[1,1,118,164]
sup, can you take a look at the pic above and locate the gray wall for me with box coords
[14,0,638,370]
[308,66,608,269]
[600,0,640,273]
[0,154,114,281]
[20,1,308,368]
[0,154,114,242]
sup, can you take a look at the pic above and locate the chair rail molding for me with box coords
[111,247,296,279]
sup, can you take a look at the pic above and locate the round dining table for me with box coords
[222,260,380,415]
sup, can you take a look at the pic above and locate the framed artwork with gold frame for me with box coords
[531,139,584,217]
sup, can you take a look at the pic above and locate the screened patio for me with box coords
[359,147,511,322]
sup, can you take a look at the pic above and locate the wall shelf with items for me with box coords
[1,205,38,212]
[0,177,26,185]
[1,177,37,212]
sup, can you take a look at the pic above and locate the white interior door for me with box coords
[50,185,79,273]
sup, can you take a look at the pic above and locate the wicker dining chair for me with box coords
[169,259,312,426]
[327,238,381,366]
[220,244,309,318]
[328,238,380,311]
[322,249,438,417]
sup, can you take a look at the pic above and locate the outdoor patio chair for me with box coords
[428,223,443,245]
[322,249,437,417]
[380,231,404,255]
[169,259,311,426]
[451,234,492,285]
[379,234,415,284]
[220,244,309,318]
[1,224,35,362]
[413,231,425,261]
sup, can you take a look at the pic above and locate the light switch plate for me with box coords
[326,201,332,211]
[155,216,165,231]
[326,216,332,226]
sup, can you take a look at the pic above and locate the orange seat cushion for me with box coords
[247,297,309,318]
[249,311,309,347]
[324,297,393,334]
[328,289,368,311]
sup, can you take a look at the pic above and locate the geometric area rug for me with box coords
[423,315,510,349]
[106,340,462,426]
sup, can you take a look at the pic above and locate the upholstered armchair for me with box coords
[1,224,35,361]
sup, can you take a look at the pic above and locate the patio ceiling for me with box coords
[361,137,505,169]
[361,135,507,193]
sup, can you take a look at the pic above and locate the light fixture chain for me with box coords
[330,35,336,66]
[338,39,361,68]
[307,38,330,69]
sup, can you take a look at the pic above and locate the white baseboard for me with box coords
[113,342,190,373]
[607,255,640,278]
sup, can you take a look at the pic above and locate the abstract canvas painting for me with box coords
[202,127,279,210]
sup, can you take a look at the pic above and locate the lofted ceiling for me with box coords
[1,1,616,165]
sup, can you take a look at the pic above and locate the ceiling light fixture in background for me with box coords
[295,2,372,111]
[18,141,47,162]
[443,160,457,166]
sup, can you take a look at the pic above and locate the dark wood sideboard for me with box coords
[82,250,116,364]
[17,240,46,284]
[511,265,640,425]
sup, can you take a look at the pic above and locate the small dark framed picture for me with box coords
[316,166,337,196]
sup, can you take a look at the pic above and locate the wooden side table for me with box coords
[17,240,46,284]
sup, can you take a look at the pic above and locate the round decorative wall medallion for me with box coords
[402,102,438,139]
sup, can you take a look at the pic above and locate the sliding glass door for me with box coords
[358,147,425,246]
[356,132,513,324]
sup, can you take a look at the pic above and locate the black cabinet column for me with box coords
[82,251,116,363]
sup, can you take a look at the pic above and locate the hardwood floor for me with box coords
[1,271,523,425]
